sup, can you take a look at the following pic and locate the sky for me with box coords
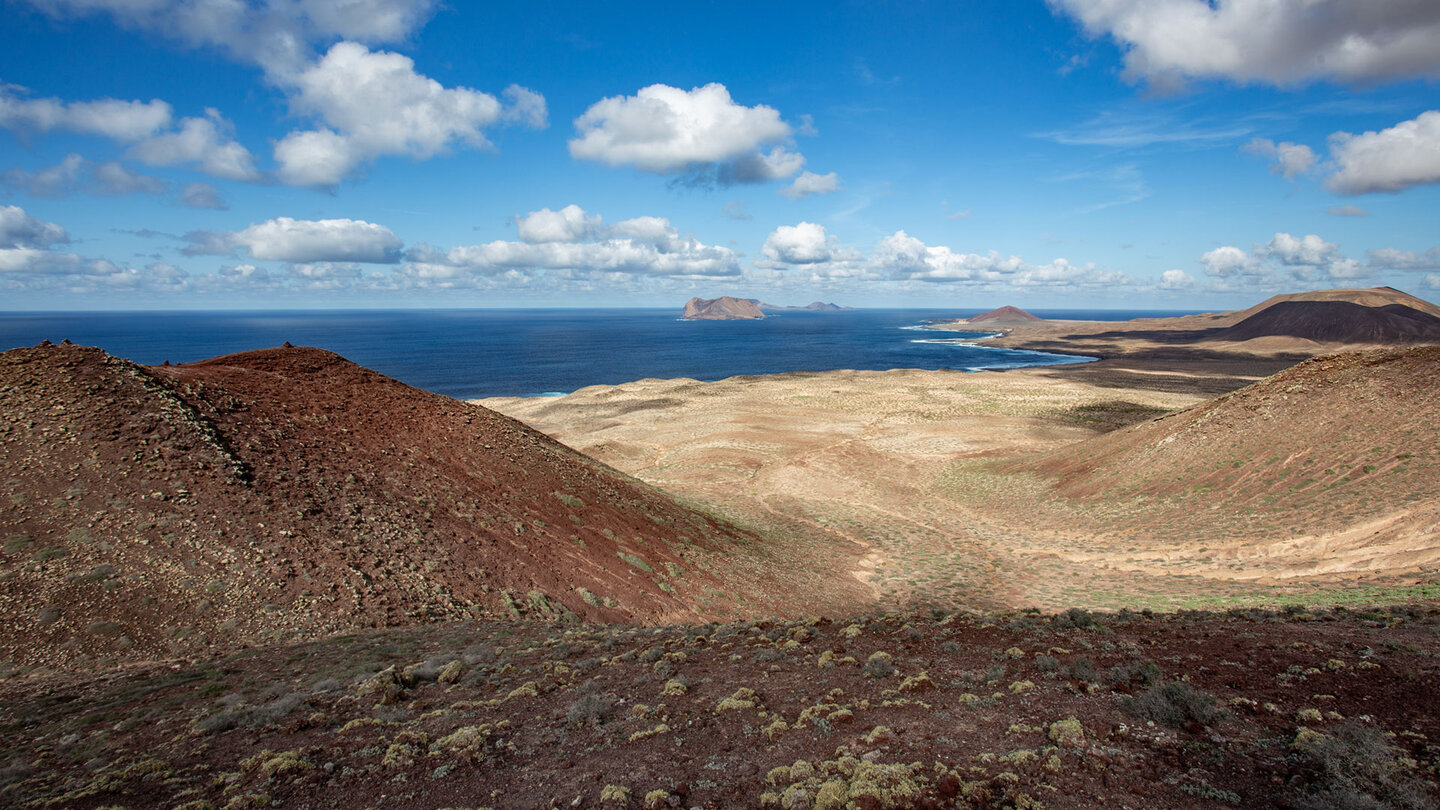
[1,0,1438,311]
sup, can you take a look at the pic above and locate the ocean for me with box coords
[0,309,1199,399]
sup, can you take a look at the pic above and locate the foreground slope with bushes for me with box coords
[2,606,1436,808]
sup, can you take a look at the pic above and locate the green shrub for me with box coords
[1292,722,1431,810]
[1123,681,1230,729]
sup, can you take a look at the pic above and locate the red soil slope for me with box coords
[0,344,783,671]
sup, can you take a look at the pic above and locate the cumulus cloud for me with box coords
[1368,246,1440,271]
[403,205,740,282]
[1051,0,1440,88]
[1326,110,1440,195]
[20,0,440,80]
[873,232,1124,287]
[180,181,228,210]
[273,42,544,186]
[0,84,257,183]
[1199,232,1369,284]
[2,153,166,197]
[756,226,1131,289]
[1242,138,1318,178]
[1199,245,1259,278]
[1261,232,1340,266]
[15,5,544,186]
[0,84,172,140]
[569,83,819,186]
[184,216,403,263]
[514,205,602,244]
[1159,269,1195,289]
[127,110,260,181]
[762,223,833,265]
[0,206,151,284]
[0,205,68,248]
[781,170,840,199]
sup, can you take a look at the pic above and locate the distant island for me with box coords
[756,300,851,312]
[681,296,766,320]
[681,296,852,320]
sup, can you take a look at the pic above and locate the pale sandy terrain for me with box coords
[481,367,1223,612]
[480,343,1439,613]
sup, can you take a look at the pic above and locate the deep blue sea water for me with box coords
[0,309,1199,399]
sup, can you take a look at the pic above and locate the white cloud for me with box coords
[92,160,167,194]
[21,0,440,80]
[128,110,260,181]
[760,228,1130,289]
[763,222,832,264]
[1427,274,1440,290]
[569,83,803,183]
[274,42,544,186]
[2,153,168,198]
[403,206,740,282]
[1242,137,1317,178]
[1199,232,1371,284]
[1159,269,1195,289]
[0,205,68,249]
[180,181,228,210]
[781,170,840,199]
[185,216,404,263]
[1262,232,1339,266]
[1368,246,1440,271]
[0,84,172,140]
[608,216,686,250]
[1199,245,1257,278]
[15,6,542,186]
[515,205,602,243]
[0,246,114,277]
[1051,0,1440,87]
[1326,110,1440,195]
[500,85,548,129]
[271,129,360,187]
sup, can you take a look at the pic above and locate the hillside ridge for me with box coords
[0,343,803,671]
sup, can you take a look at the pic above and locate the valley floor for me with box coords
[480,353,1440,615]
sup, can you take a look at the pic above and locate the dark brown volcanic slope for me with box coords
[965,305,1043,324]
[1004,347,1440,557]
[0,344,804,672]
[1216,301,1440,344]
[1223,285,1440,325]
[680,296,765,320]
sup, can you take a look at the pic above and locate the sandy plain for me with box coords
[479,322,1439,615]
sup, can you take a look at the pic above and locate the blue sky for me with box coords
[1,0,1438,310]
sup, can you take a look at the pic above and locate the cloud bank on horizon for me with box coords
[1,0,1438,309]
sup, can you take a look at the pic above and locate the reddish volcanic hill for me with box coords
[1005,346,1440,567]
[965,305,1043,324]
[0,344,781,670]
[1215,300,1440,344]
